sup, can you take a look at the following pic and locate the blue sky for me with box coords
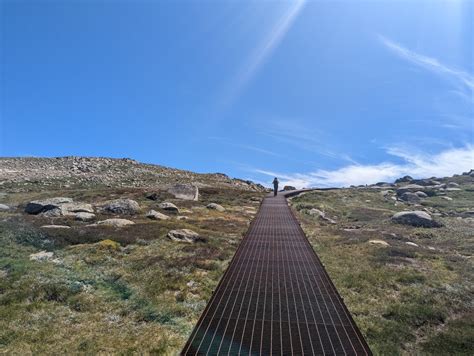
[1,0,473,187]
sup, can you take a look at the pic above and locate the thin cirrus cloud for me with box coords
[379,35,474,99]
[257,119,358,164]
[254,145,474,188]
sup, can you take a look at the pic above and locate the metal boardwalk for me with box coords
[182,193,372,355]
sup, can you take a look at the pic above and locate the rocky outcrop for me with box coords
[100,199,140,215]
[167,184,199,201]
[395,175,413,183]
[283,186,296,191]
[0,204,10,211]
[391,211,441,228]
[207,203,225,212]
[167,229,205,243]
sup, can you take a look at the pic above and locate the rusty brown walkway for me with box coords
[182,192,371,355]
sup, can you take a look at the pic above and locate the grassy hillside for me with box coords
[290,174,474,355]
[0,158,265,354]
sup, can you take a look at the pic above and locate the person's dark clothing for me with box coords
[273,178,279,196]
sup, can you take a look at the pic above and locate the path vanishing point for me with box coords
[182,191,372,355]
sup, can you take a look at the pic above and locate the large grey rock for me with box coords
[146,209,170,220]
[167,184,199,201]
[96,218,135,227]
[400,192,421,204]
[101,199,140,215]
[167,229,205,243]
[207,203,225,212]
[25,197,73,214]
[0,204,10,211]
[158,202,179,213]
[283,185,297,191]
[392,211,441,228]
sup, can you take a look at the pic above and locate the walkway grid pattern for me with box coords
[182,194,372,355]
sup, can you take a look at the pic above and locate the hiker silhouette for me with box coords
[273,177,279,196]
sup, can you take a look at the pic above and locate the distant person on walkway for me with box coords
[273,177,279,196]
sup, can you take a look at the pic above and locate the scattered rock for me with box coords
[167,184,199,201]
[146,210,170,220]
[158,202,179,213]
[60,202,94,215]
[100,199,140,215]
[392,211,442,228]
[167,229,205,243]
[207,203,225,212]
[308,208,337,224]
[25,197,73,214]
[415,191,428,198]
[75,212,96,221]
[40,225,71,229]
[96,219,135,227]
[369,240,390,246]
[446,187,461,191]
[447,182,459,188]
[400,192,421,204]
[0,204,10,211]
[405,242,419,247]
[442,196,453,201]
[177,216,189,220]
[29,251,54,261]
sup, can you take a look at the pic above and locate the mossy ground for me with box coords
[0,186,264,354]
[290,182,473,355]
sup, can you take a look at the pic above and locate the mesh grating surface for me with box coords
[182,193,372,355]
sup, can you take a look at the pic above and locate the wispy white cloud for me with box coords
[253,145,474,188]
[379,35,474,96]
[258,119,358,164]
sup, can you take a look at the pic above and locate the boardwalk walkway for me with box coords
[182,192,371,355]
